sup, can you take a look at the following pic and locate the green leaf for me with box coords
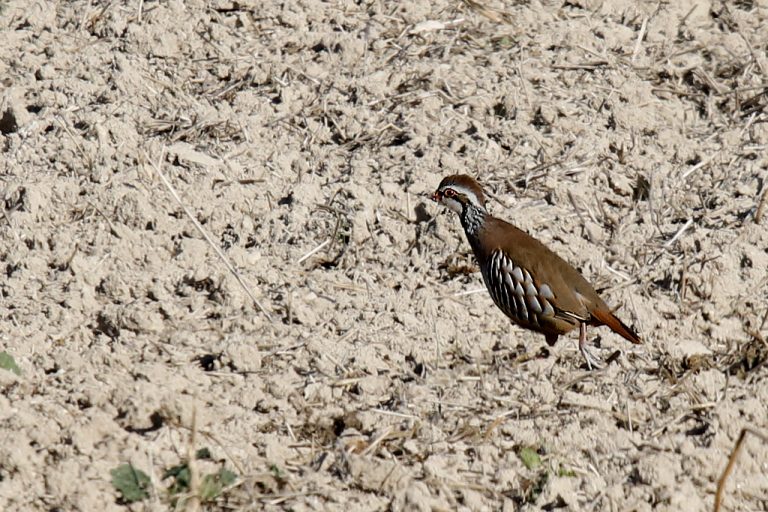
[218,468,237,487]
[163,461,237,503]
[518,447,541,470]
[269,464,283,478]
[0,352,21,376]
[163,462,189,481]
[111,464,151,503]
[195,447,212,460]
[199,468,238,501]
[164,463,191,498]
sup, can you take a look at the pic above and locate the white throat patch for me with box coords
[442,196,463,214]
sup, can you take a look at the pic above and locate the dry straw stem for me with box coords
[630,16,649,62]
[461,0,512,24]
[296,239,330,264]
[755,184,767,224]
[713,427,768,512]
[185,408,201,512]
[147,147,273,322]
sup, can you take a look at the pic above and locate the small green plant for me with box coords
[521,471,549,504]
[492,35,516,50]
[518,446,542,470]
[110,447,238,506]
[199,468,238,501]
[163,462,192,498]
[164,448,238,505]
[0,351,21,376]
[516,445,574,505]
[111,464,151,503]
[269,464,284,478]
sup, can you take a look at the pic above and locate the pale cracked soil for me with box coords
[1,1,767,511]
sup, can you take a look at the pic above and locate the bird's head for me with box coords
[432,174,487,215]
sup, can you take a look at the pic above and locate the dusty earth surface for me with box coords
[1,0,767,510]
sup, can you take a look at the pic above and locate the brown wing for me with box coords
[481,248,576,336]
[477,217,606,324]
[477,217,642,344]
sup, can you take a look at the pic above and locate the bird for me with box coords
[432,174,641,369]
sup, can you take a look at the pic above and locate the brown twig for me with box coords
[714,427,768,512]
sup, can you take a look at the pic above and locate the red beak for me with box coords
[431,191,441,202]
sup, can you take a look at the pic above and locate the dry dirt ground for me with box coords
[1,0,767,510]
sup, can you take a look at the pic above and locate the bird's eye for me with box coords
[444,188,457,198]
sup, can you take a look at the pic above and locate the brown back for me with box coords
[474,216,609,320]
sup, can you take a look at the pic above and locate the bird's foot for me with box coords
[580,345,604,371]
[578,322,604,370]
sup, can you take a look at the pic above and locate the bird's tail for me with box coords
[592,308,641,344]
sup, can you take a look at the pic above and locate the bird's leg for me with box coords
[579,322,603,370]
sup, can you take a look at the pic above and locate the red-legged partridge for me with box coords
[432,174,641,369]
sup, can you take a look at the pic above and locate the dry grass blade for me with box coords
[453,287,486,296]
[483,410,518,440]
[148,147,273,322]
[714,427,768,512]
[755,184,767,224]
[462,0,512,24]
[631,17,648,62]
[297,239,330,264]
[186,408,201,512]
[664,218,694,248]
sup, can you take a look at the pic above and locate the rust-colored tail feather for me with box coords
[591,308,641,344]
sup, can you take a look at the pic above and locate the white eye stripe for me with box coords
[441,184,483,209]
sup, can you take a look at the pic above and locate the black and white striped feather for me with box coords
[481,249,564,327]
